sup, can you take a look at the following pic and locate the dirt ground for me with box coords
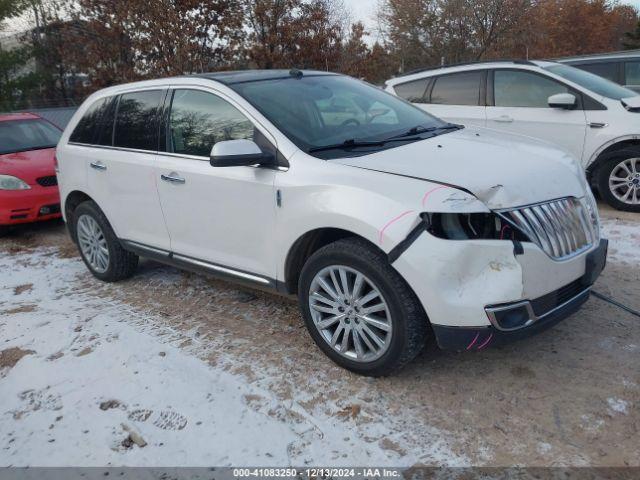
[0,202,638,467]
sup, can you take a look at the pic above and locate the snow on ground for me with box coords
[600,218,640,265]
[0,249,459,467]
[0,215,637,467]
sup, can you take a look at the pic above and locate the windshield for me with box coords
[231,75,449,159]
[544,64,637,100]
[0,119,61,155]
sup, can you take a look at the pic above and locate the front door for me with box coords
[155,88,278,278]
[486,69,587,161]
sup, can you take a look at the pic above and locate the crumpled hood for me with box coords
[333,127,586,210]
[0,147,56,185]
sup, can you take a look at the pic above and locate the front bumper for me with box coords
[432,238,608,351]
[0,187,61,226]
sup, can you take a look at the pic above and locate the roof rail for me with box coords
[395,59,536,79]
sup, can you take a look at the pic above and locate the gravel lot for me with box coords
[0,203,638,467]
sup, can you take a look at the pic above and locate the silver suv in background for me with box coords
[556,50,640,93]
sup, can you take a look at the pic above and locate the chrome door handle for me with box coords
[90,161,107,171]
[589,122,608,129]
[161,173,186,184]
[492,115,514,123]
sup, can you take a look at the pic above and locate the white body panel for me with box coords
[155,154,278,276]
[416,103,486,127]
[56,74,600,331]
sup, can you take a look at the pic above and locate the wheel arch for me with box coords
[283,227,385,295]
[587,137,640,187]
[64,190,96,242]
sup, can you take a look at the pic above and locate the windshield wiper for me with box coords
[385,123,461,141]
[308,137,423,154]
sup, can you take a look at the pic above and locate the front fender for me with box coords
[274,153,488,281]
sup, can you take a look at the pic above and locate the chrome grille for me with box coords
[498,197,597,260]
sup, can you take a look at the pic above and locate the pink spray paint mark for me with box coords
[421,185,449,207]
[477,333,493,350]
[466,332,480,351]
[378,210,414,245]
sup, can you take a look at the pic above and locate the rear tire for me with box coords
[73,201,138,282]
[596,150,640,212]
[298,237,429,376]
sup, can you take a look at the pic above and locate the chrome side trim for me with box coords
[485,287,591,332]
[122,240,170,257]
[172,254,271,285]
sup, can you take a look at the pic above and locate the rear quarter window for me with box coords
[69,98,108,144]
[393,79,429,102]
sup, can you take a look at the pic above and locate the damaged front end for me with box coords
[389,193,607,352]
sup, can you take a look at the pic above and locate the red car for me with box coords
[0,113,62,234]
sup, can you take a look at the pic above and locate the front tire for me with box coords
[596,151,640,212]
[298,237,429,376]
[73,201,138,282]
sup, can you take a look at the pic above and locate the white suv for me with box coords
[56,70,607,376]
[385,60,640,211]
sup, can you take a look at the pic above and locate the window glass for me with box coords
[316,94,398,127]
[545,64,636,100]
[168,89,255,157]
[430,72,481,106]
[232,75,446,159]
[95,97,117,146]
[69,98,107,144]
[494,70,568,108]
[113,90,162,150]
[394,79,429,102]
[574,62,618,83]
[0,119,61,155]
[625,61,640,86]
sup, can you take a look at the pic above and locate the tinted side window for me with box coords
[394,79,429,102]
[625,61,640,86]
[574,62,619,83]
[95,97,117,146]
[494,70,568,108]
[169,89,255,157]
[69,98,107,144]
[114,90,163,151]
[430,72,482,106]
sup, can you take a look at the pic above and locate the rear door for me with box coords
[486,69,587,160]
[88,89,171,249]
[423,71,487,127]
[394,71,487,127]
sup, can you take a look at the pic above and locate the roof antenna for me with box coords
[289,68,303,79]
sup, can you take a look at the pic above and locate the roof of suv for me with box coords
[554,49,640,63]
[193,69,337,85]
[0,112,41,122]
[385,60,556,86]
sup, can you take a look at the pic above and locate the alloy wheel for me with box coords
[77,214,110,273]
[609,157,640,205]
[308,265,393,362]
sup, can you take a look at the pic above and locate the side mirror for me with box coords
[210,139,274,167]
[548,93,577,110]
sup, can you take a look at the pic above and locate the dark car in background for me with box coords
[556,50,640,93]
[0,113,62,235]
